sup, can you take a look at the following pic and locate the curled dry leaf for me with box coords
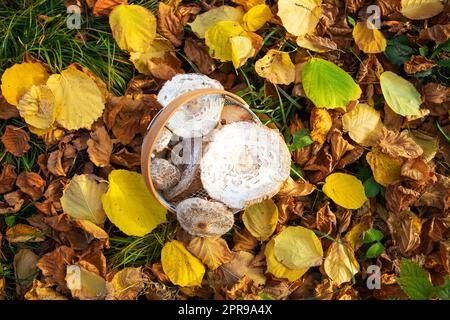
[0,191,25,214]
[255,50,295,85]
[25,279,67,300]
[242,199,278,241]
[296,34,338,52]
[16,171,45,200]
[232,228,258,252]
[0,164,16,194]
[277,177,316,197]
[6,224,45,243]
[37,246,76,292]
[0,95,20,119]
[310,108,332,144]
[315,203,336,235]
[187,237,234,270]
[158,2,184,47]
[92,0,128,17]
[419,23,450,44]
[1,62,49,106]
[161,240,205,287]
[404,55,437,74]
[106,267,146,300]
[87,126,114,168]
[324,240,359,286]
[377,128,423,159]
[60,174,108,225]
[184,38,216,75]
[66,264,107,300]
[401,158,431,181]
[1,125,30,157]
[387,210,422,254]
[366,147,404,187]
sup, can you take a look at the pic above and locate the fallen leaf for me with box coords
[322,173,367,209]
[377,128,423,159]
[0,95,20,119]
[110,148,141,168]
[17,85,57,129]
[419,23,450,44]
[352,21,387,54]
[161,240,205,287]
[66,264,107,300]
[265,239,308,281]
[102,170,167,236]
[302,58,361,109]
[13,249,38,296]
[388,210,422,254]
[25,279,67,300]
[315,203,336,235]
[92,0,128,17]
[404,55,437,74]
[242,4,272,32]
[342,103,383,146]
[310,108,332,144]
[401,157,431,181]
[242,199,278,241]
[232,0,265,11]
[296,34,338,52]
[37,246,76,292]
[47,68,105,130]
[277,0,322,36]
[232,228,258,252]
[273,226,323,269]
[415,174,450,210]
[106,267,145,300]
[187,237,234,270]
[324,240,359,286]
[1,125,30,157]
[158,2,184,47]
[16,171,45,200]
[367,147,404,187]
[184,38,216,75]
[47,149,67,177]
[380,71,421,117]
[0,164,16,194]
[189,5,244,38]
[87,126,114,167]
[277,177,316,197]
[400,0,444,20]
[255,50,295,85]
[0,191,25,214]
[109,4,156,52]
[6,224,45,243]
[1,62,50,106]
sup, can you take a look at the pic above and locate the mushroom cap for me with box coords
[200,121,291,210]
[153,127,173,153]
[176,198,234,237]
[157,74,224,138]
[150,158,181,191]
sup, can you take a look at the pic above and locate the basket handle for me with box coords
[141,88,249,206]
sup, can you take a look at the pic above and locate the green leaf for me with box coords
[397,259,435,300]
[290,163,304,180]
[5,215,16,227]
[363,228,384,244]
[435,276,450,300]
[347,16,356,27]
[385,35,415,65]
[364,177,380,198]
[380,71,421,116]
[289,128,314,151]
[302,58,361,109]
[365,242,384,259]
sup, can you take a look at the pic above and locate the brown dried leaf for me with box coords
[421,82,450,105]
[315,203,336,235]
[310,108,332,144]
[401,158,431,181]
[404,55,437,74]
[110,148,141,168]
[187,237,234,270]
[415,174,450,210]
[13,248,39,296]
[419,23,450,44]
[0,164,17,194]
[37,246,76,292]
[386,183,420,214]
[184,38,216,74]
[278,177,315,197]
[158,2,184,47]
[16,171,45,200]
[92,0,127,17]
[1,125,30,157]
[388,210,422,255]
[330,130,355,162]
[0,95,20,119]
[87,126,114,167]
[6,224,45,243]
[25,279,68,300]
[0,191,25,214]
[47,149,67,176]
[232,228,258,252]
[106,267,146,300]
[378,128,423,159]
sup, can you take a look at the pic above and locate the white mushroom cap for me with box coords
[200,121,291,210]
[150,158,181,191]
[176,198,234,237]
[157,74,224,138]
[153,127,173,153]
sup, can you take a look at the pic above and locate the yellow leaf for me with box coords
[265,239,308,281]
[109,4,156,52]
[161,240,205,287]
[232,0,265,11]
[400,0,444,20]
[242,199,278,241]
[310,108,332,144]
[322,173,367,209]
[230,35,255,68]
[60,174,108,225]
[1,62,49,106]
[47,68,105,130]
[65,264,107,300]
[187,237,234,270]
[277,0,322,36]
[324,241,359,286]
[189,5,244,38]
[409,131,439,162]
[205,21,254,67]
[273,226,323,269]
[102,170,167,236]
[344,219,371,251]
[342,103,384,146]
[255,50,295,85]
[106,267,145,300]
[17,85,57,129]
[366,147,404,187]
[243,4,272,31]
[352,21,387,54]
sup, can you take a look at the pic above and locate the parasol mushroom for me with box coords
[200,121,291,210]
[153,127,173,153]
[157,74,224,138]
[150,158,181,191]
[176,197,234,237]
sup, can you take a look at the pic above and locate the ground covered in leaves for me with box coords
[0,0,449,300]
